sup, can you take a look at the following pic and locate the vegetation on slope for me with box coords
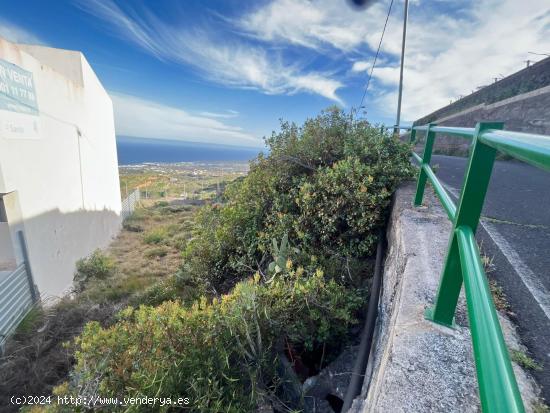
[46,109,414,412]
[0,202,197,412]
[13,108,413,412]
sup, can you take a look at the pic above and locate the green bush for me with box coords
[73,250,115,291]
[129,277,182,307]
[181,108,413,292]
[295,157,390,257]
[59,270,361,412]
[143,227,169,244]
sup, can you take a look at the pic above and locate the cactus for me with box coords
[268,234,289,275]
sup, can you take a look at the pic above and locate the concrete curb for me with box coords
[349,182,540,412]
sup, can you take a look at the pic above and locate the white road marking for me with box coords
[443,183,550,321]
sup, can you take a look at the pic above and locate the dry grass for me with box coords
[76,201,195,303]
[0,201,197,412]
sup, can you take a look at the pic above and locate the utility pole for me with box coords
[394,0,409,135]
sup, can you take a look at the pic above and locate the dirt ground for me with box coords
[0,200,197,412]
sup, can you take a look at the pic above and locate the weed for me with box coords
[489,279,510,312]
[510,349,542,371]
[477,245,510,312]
[15,305,43,335]
[533,400,550,413]
[478,241,495,273]
[73,250,116,291]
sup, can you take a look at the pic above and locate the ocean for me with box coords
[116,136,264,165]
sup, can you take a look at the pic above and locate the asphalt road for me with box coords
[428,154,550,404]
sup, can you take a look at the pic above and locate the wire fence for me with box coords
[121,189,141,221]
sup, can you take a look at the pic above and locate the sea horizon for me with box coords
[116,135,265,165]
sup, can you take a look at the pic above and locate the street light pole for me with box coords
[394,0,409,134]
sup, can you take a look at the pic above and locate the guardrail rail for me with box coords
[406,121,550,413]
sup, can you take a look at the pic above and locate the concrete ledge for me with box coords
[349,182,540,412]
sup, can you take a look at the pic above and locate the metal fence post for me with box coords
[426,122,502,327]
[17,230,38,304]
[409,128,417,144]
[414,123,437,206]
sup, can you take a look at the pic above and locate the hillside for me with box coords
[414,57,550,126]
[1,109,414,413]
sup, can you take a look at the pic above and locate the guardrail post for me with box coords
[409,128,417,144]
[414,123,437,206]
[426,122,503,327]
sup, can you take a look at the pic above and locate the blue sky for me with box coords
[1,0,549,148]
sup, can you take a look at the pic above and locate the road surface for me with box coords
[427,154,550,404]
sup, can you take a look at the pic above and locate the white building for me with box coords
[0,36,122,313]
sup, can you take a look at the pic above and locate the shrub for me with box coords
[295,157,391,257]
[181,108,413,292]
[59,270,362,412]
[73,250,115,291]
[142,227,168,244]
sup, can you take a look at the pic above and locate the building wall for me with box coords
[0,37,121,299]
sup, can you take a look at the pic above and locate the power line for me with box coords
[357,0,395,112]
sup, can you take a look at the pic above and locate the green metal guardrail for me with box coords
[407,121,550,413]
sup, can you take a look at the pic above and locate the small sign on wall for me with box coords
[0,59,40,139]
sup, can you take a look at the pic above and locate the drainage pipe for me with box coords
[341,231,385,412]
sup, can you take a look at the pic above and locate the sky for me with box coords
[0,0,549,148]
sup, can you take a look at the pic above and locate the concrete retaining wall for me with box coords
[413,85,550,155]
[411,57,550,155]
[415,57,550,127]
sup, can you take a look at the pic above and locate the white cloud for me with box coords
[199,110,239,119]
[77,0,344,104]
[237,0,389,52]
[80,0,550,123]
[0,19,45,45]
[238,0,466,58]
[370,0,550,120]
[351,61,371,72]
[110,93,263,147]
[239,0,550,122]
